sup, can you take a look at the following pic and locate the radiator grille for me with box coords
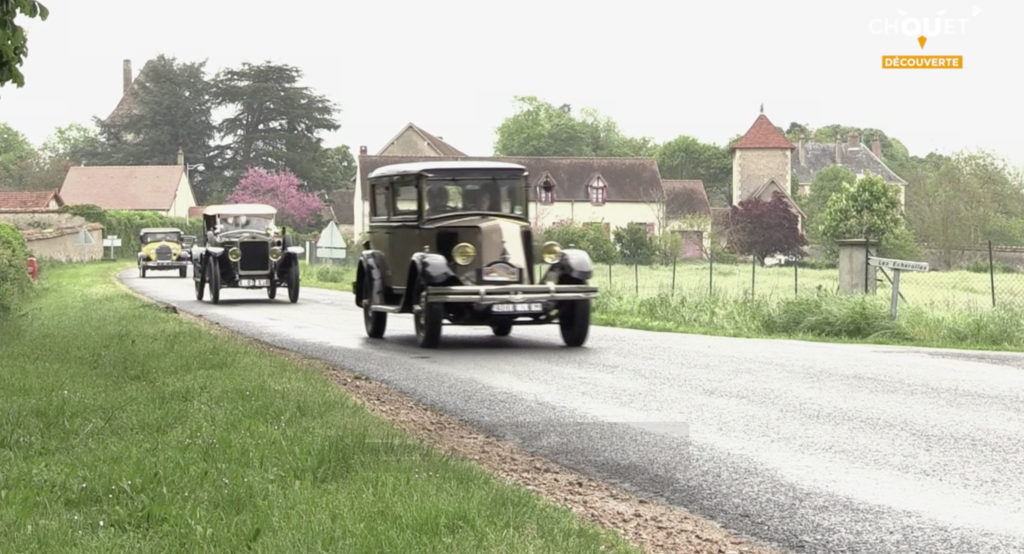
[155,245,173,261]
[239,241,270,271]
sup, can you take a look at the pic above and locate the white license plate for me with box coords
[238,279,270,287]
[492,302,543,313]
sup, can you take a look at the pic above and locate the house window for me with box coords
[538,177,556,205]
[587,175,607,206]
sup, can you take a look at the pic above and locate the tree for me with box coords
[541,221,619,264]
[655,135,732,205]
[214,62,339,191]
[818,173,904,256]
[494,96,653,157]
[226,168,325,231]
[309,145,357,192]
[95,55,216,171]
[796,165,856,240]
[0,122,39,190]
[729,191,806,265]
[0,0,48,88]
[613,224,655,265]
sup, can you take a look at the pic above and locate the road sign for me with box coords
[102,236,122,247]
[868,256,929,272]
[316,221,347,260]
[74,227,94,244]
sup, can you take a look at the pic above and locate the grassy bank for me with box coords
[0,264,636,553]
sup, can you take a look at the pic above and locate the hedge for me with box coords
[60,205,205,258]
[0,222,31,315]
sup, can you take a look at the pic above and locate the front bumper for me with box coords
[141,260,189,269]
[425,283,598,304]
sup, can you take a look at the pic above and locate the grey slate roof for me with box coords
[663,179,711,219]
[793,141,906,185]
[358,155,664,203]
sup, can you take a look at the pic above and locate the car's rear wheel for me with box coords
[208,259,221,304]
[558,299,590,347]
[286,263,300,303]
[414,285,443,348]
[490,321,513,337]
[363,276,386,338]
[140,265,147,278]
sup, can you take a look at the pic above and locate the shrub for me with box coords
[613,224,654,265]
[540,221,619,264]
[0,222,32,315]
[92,210,204,257]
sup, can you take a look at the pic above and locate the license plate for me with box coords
[238,279,270,287]
[492,302,543,313]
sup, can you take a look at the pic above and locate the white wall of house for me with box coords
[166,175,197,218]
[532,200,663,233]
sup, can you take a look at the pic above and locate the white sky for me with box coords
[2,0,1021,172]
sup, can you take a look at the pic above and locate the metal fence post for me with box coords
[634,263,639,295]
[751,256,756,300]
[864,240,870,294]
[989,240,996,307]
[708,250,713,295]
[794,259,799,296]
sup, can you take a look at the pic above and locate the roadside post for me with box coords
[868,256,929,319]
[102,235,122,260]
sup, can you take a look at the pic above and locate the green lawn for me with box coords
[0,263,637,553]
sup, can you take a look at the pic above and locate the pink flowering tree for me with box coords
[226,167,325,230]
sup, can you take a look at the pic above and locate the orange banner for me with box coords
[882,55,963,69]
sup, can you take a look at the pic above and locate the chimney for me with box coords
[176,146,184,166]
[359,145,367,155]
[798,134,806,166]
[122,59,132,95]
[835,134,842,163]
[871,135,882,158]
[848,131,860,149]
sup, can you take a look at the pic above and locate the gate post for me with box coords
[836,238,878,294]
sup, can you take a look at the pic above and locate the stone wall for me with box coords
[732,149,791,203]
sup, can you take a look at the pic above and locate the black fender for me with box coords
[546,248,594,282]
[399,252,457,312]
[356,250,389,307]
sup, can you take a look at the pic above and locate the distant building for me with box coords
[60,155,197,219]
[376,122,467,157]
[0,190,64,213]
[793,132,907,206]
[663,179,712,259]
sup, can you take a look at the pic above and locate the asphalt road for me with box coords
[122,269,1024,554]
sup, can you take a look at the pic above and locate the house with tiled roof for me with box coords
[793,132,907,206]
[376,123,468,156]
[0,190,64,213]
[731,112,796,204]
[354,154,665,236]
[59,161,197,219]
[663,179,712,259]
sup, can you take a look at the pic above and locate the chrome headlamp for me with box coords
[269,246,282,261]
[228,247,242,262]
[452,243,476,266]
[541,241,562,264]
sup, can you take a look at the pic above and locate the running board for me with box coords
[370,305,402,313]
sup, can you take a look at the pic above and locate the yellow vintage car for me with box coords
[137,227,190,278]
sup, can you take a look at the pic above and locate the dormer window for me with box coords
[587,175,607,206]
[538,176,556,205]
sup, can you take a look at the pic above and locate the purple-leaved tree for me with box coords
[729,191,807,265]
[226,167,324,230]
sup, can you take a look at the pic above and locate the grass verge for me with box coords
[0,263,636,553]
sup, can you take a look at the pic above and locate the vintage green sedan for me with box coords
[354,161,599,348]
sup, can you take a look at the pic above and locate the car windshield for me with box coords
[142,232,180,243]
[217,215,274,232]
[424,176,527,218]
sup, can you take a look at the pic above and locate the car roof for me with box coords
[139,227,183,233]
[368,161,528,179]
[202,203,278,216]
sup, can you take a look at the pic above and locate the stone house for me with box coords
[375,122,468,157]
[793,132,907,207]
[59,157,197,219]
[0,190,64,213]
[663,179,712,259]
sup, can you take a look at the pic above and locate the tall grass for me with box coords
[0,263,636,553]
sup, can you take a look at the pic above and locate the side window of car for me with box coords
[372,181,389,219]
[392,176,419,218]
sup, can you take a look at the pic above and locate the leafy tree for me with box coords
[214,62,339,192]
[494,96,653,157]
[655,135,732,205]
[309,145,357,192]
[95,55,216,172]
[796,165,856,241]
[729,191,806,265]
[613,224,655,265]
[0,0,48,88]
[226,168,325,231]
[0,221,31,314]
[14,123,107,191]
[0,122,37,189]
[540,221,618,264]
[818,173,904,257]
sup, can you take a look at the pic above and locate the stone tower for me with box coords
[731,113,795,204]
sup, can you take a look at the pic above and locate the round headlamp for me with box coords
[452,243,476,266]
[541,241,562,264]
[228,247,242,262]
[269,246,282,261]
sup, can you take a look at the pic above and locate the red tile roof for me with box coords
[60,166,185,210]
[0,190,62,210]
[732,114,794,150]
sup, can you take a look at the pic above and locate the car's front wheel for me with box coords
[414,284,443,348]
[178,266,187,278]
[558,299,591,347]
[139,265,147,278]
[208,260,221,304]
[363,276,386,338]
[286,263,300,303]
[194,261,205,301]
[490,321,513,337]
[267,279,277,299]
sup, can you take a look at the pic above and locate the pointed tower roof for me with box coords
[732,114,795,150]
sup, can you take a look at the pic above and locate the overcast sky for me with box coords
[2,0,1021,171]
